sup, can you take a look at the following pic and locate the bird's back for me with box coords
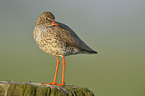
[56,22,97,54]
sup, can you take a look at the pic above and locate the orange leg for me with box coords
[57,56,65,86]
[57,57,65,86]
[43,57,60,85]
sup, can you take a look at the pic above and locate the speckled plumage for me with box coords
[33,12,97,86]
[33,12,97,57]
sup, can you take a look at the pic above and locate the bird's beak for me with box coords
[51,21,59,26]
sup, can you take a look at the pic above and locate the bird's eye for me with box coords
[46,18,49,20]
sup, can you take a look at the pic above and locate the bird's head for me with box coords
[36,12,59,26]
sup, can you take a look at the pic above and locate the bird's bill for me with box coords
[52,21,59,26]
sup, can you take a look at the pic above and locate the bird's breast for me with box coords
[33,25,67,57]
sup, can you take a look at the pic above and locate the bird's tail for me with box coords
[80,49,97,54]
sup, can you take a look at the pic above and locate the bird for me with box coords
[33,12,97,86]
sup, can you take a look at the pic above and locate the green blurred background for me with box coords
[0,0,145,96]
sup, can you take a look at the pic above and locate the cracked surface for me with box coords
[0,81,94,96]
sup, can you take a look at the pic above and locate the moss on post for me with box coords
[0,81,94,96]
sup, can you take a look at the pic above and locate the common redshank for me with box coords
[33,12,97,86]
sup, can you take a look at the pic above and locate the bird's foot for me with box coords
[43,82,64,86]
[43,82,57,85]
[54,82,64,86]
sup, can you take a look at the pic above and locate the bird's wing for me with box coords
[56,22,97,53]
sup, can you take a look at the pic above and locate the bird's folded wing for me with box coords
[56,22,96,53]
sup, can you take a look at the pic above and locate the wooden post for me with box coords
[0,81,94,96]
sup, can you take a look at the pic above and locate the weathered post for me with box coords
[0,81,94,96]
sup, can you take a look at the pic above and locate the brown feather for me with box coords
[56,21,97,54]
